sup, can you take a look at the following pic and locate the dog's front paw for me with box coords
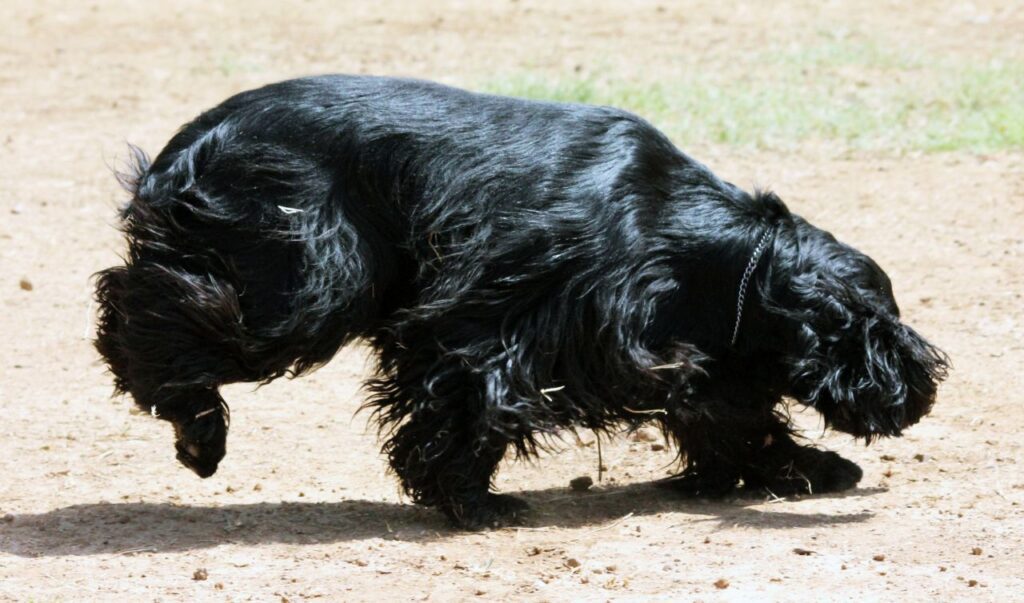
[173,407,228,478]
[444,493,530,530]
[746,446,863,496]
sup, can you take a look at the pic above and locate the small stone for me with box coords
[650,443,665,451]
[971,547,982,555]
[193,568,208,581]
[968,580,978,587]
[569,476,593,492]
[873,554,886,562]
[630,428,659,443]
[713,578,730,589]
[793,548,815,556]
[18,279,33,291]
[564,558,581,569]
[913,453,926,462]
[880,454,896,461]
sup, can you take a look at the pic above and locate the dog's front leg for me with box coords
[661,399,862,497]
[739,433,863,496]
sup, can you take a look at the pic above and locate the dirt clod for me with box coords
[193,568,208,581]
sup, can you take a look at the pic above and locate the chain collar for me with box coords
[730,226,775,347]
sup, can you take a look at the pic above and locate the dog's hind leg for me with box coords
[386,410,526,529]
[95,263,253,477]
[368,337,529,529]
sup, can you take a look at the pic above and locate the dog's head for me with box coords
[757,216,949,439]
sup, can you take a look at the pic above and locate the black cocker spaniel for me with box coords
[95,75,948,528]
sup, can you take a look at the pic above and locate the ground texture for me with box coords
[1,1,1022,600]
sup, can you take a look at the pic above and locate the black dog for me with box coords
[95,75,948,528]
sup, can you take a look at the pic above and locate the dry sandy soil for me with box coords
[1,1,1022,601]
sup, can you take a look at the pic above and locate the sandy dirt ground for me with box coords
[1,1,1022,600]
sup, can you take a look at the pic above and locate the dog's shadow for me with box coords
[2,483,882,557]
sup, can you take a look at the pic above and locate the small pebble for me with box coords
[873,554,886,562]
[193,568,208,581]
[564,558,581,569]
[569,476,593,492]
[650,443,665,451]
[971,547,982,555]
[713,578,730,589]
[19,279,32,291]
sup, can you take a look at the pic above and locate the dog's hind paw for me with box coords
[172,405,228,478]
[445,493,530,530]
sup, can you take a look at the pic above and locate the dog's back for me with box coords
[106,74,711,377]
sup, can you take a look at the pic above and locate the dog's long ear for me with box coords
[785,277,949,439]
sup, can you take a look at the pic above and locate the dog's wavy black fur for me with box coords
[94,75,948,528]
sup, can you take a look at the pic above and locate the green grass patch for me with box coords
[479,39,1023,153]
